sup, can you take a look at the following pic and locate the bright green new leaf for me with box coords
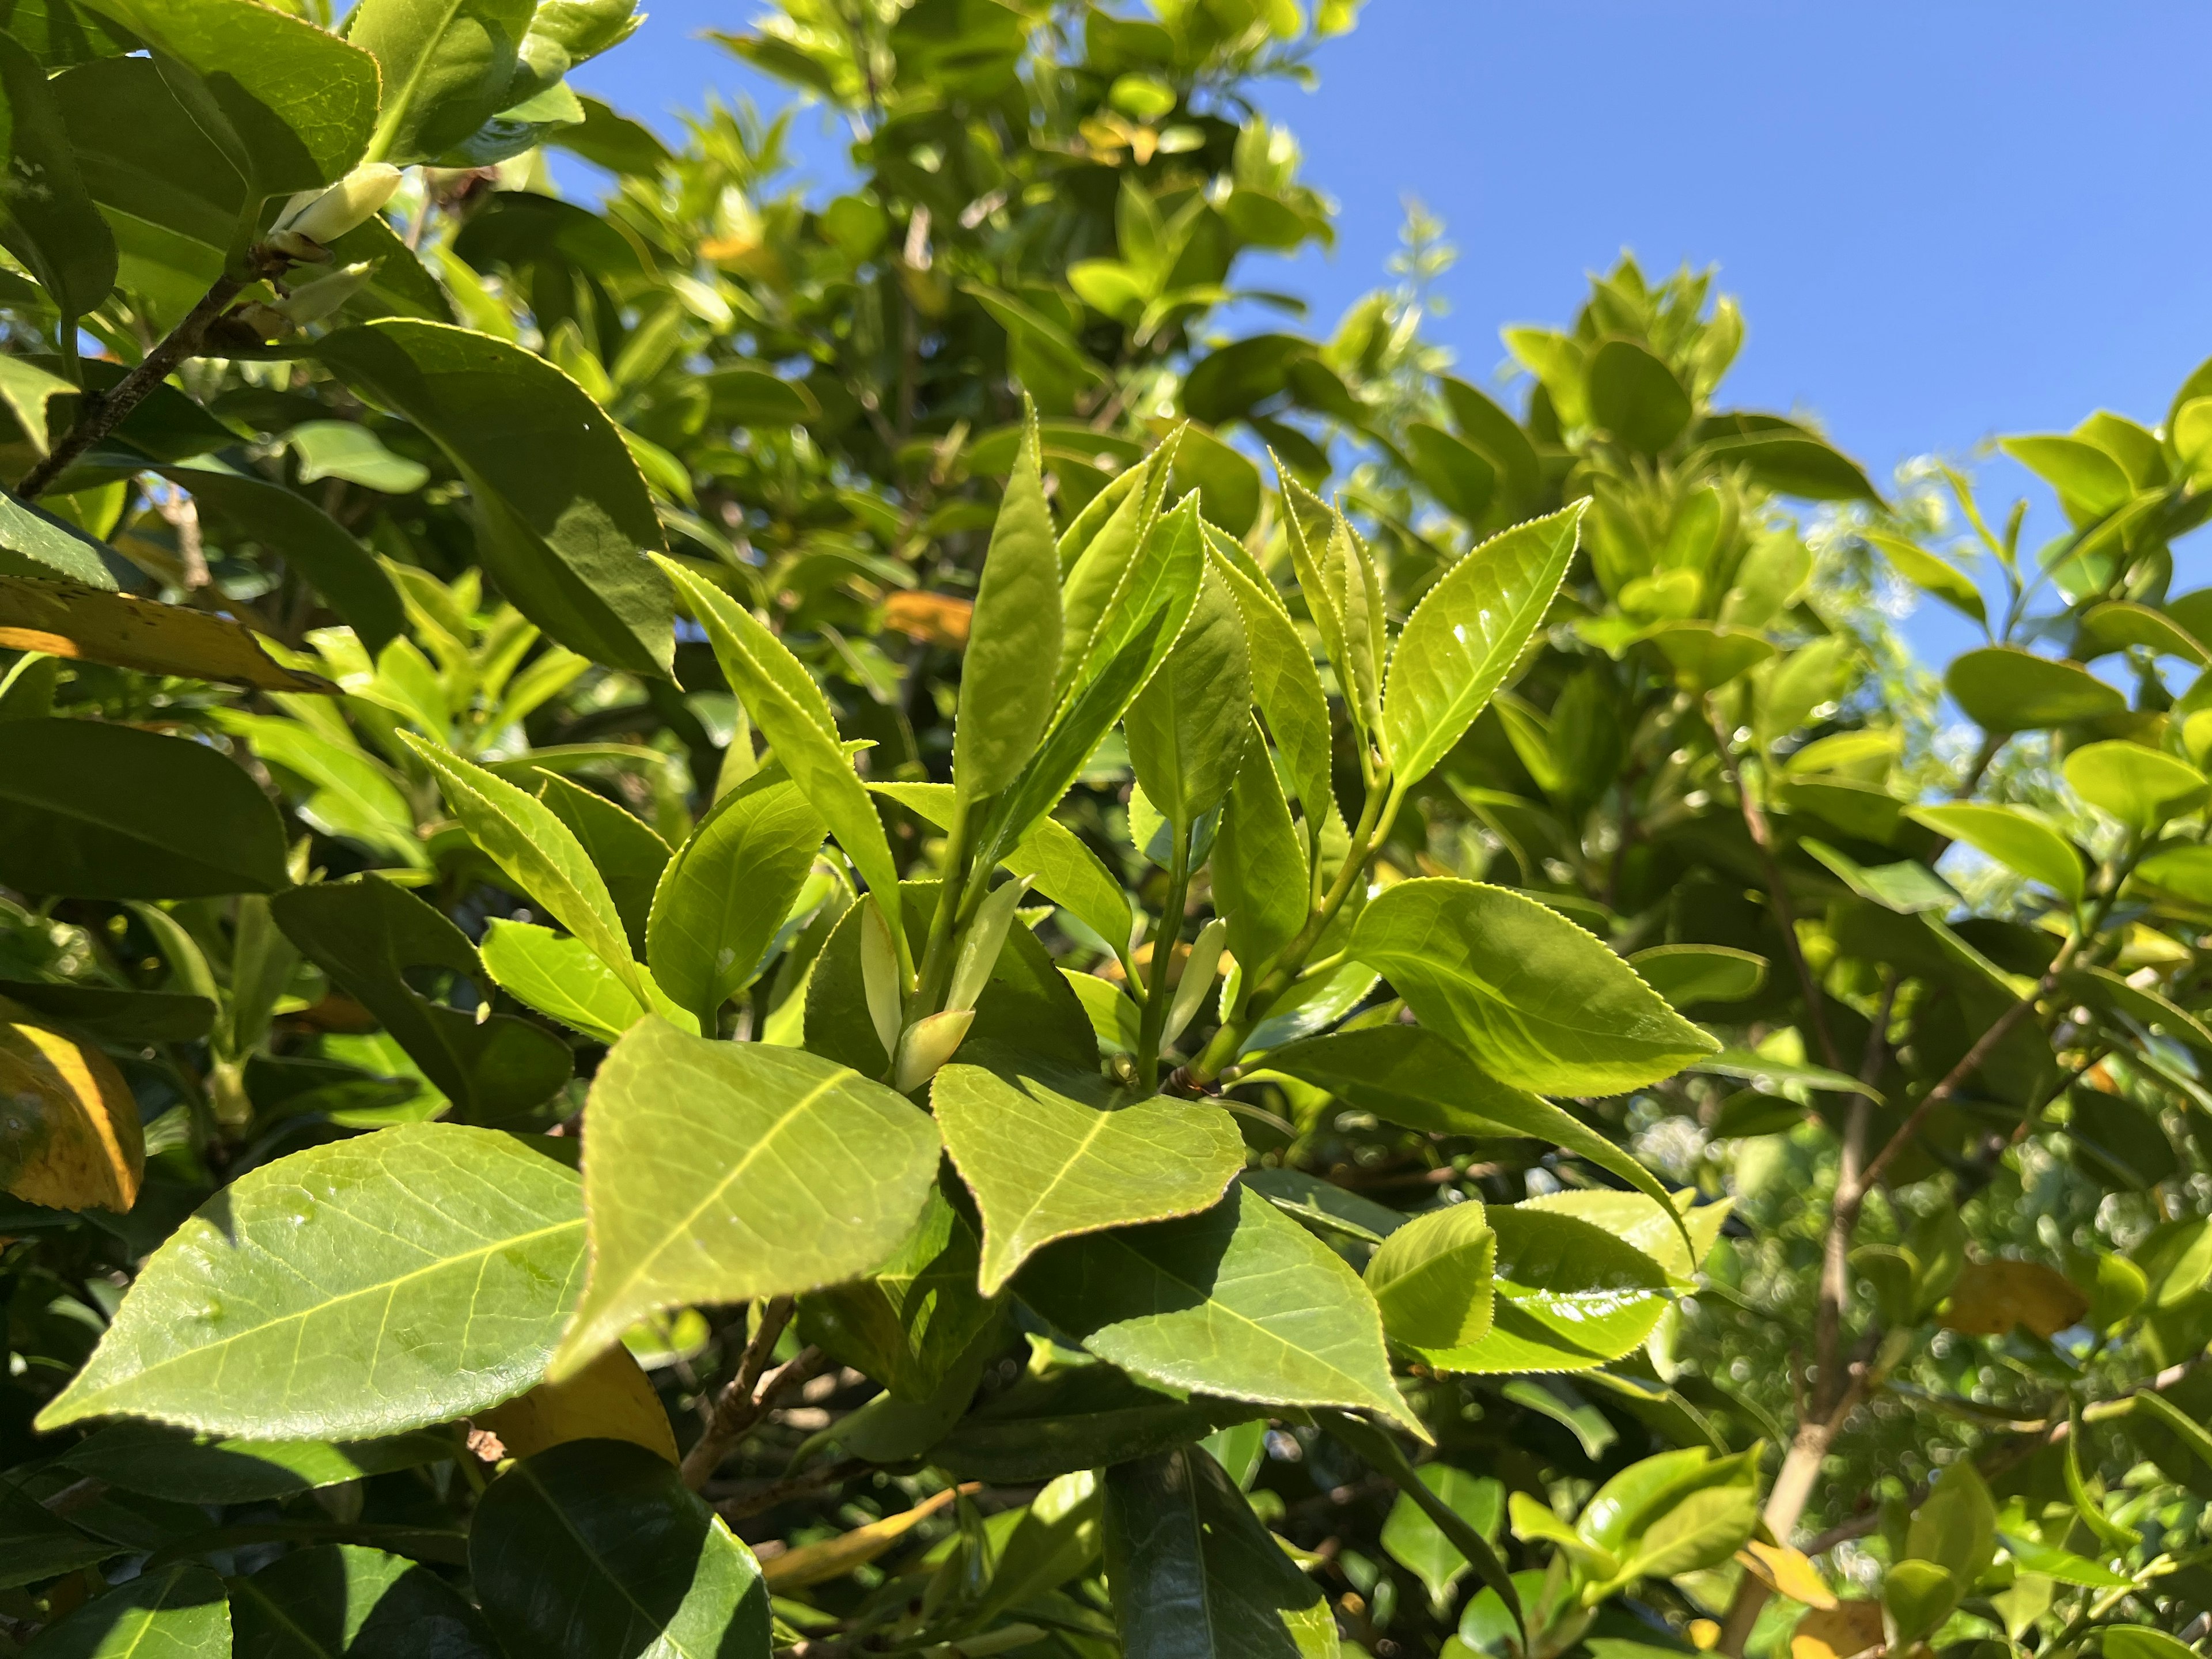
[649,769,825,1029]
[1213,719,1309,978]
[2063,739,2209,834]
[18,1564,229,1657]
[956,411,1060,801]
[1863,531,1986,627]
[471,1440,770,1659]
[351,0,539,165]
[406,733,650,1004]
[215,710,423,868]
[1365,1199,1496,1351]
[555,1018,941,1376]
[1586,338,1691,454]
[934,1043,1246,1296]
[1883,1559,1960,1648]
[1909,802,2085,906]
[318,321,673,676]
[1946,646,2126,732]
[233,1544,499,1657]
[2081,599,2208,666]
[1055,448,1162,696]
[2000,434,2134,516]
[1628,945,1766,1007]
[37,1124,585,1438]
[1381,1464,1504,1611]
[532,770,670,953]
[1016,1186,1419,1433]
[1125,559,1251,828]
[1381,502,1586,782]
[1415,1206,1670,1374]
[482,918,662,1042]
[1205,526,1334,830]
[656,556,903,955]
[1103,1446,1338,1659]
[1350,878,1718,1094]
[1620,1484,1759,1584]
[1519,1188,1731,1288]
[0,28,115,321]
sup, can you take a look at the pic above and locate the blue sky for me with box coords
[571,2,2212,660]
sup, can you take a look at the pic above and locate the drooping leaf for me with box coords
[317,321,673,676]
[1102,1446,1338,1659]
[273,877,573,1123]
[37,1123,585,1439]
[956,411,1060,801]
[0,1017,141,1211]
[18,1563,228,1656]
[232,1543,501,1658]
[1350,880,1718,1095]
[177,466,405,654]
[934,1041,1246,1296]
[469,1440,771,1659]
[0,715,289,897]
[553,1017,942,1376]
[1016,1187,1418,1432]
[1380,503,1585,783]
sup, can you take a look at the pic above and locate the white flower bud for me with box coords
[945,876,1033,1014]
[1162,916,1228,1048]
[893,1008,974,1093]
[274,262,374,325]
[272,164,403,248]
[858,899,904,1061]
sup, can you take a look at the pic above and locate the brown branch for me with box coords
[20,276,244,500]
[713,1456,866,1522]
[679,1298,820,1489]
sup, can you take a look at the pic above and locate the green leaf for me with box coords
[531,770,669,955]
[1406,421,1497,521]
[1520,1188,1730,1287]
[1883,1559,1959,1648]
[2103,1630,2202,1659]
[553,1018,941,1376]
[2064,739,2209,834]
[405,733,648,1003]
[81,0,378,193]
[1620,1484,1758,1582]
[1909,803,2084,906]
[1863,531,1986,627]
[18,1563,228,1655]
[655,558,902,953]
[469,1440,770,1659]
[1260,1025,1685,1218]
[287,419,430,493]
[1692,414,1880,502]
[0,491,116,585]
[0,1479,111,1588]
[350,0,537,165]
[0,27,113,320]
[1365,1199,1496,1350]
[37,1123,585,1438]
[0,978,211,1043]
[1380,503,1586,782]
[956,411,1060,801]
[1994,1531,2131,1590]
[1586,338,1691,454]
[213,710,423,869]
[1646,620,1778,691]
[1205,526,1333,831]
[1055,452,1160,690]
[1213,719,1310,978]
[1414,1205,1670,1374]
[61,1421,454,1503]
[1126,559,1251,828]
[317,321,673,676]
[1800,837,1959,914]
[2001,434,2135,516]
[1946,645,2126,732]
[1015,1186,1418,1433]
[2081,599,2207,666]
[1690,1047,1880,1099]
[0,716,287,897]
[481,918,654,1042]
[1351,879,1717,1094]
[798,1186,998,1403]
[175,465,405,653]
[1102,1446,1338,1659]
[1628,945,1766,1007]
[232,1543,499,1657]
[1381,1464,1504,1610]
[934,1041,1246,1296]
[649,769,825,1029]
[273,877,573,1123]
[1169,421,1263,536]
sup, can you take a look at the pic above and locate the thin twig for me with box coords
[714,1456,866,1522]
[680,1298,815,1488]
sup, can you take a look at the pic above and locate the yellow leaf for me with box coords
[1688,1619,1721,1650]
[0,575,335,693]
[1940,1257,2090,1339]
[471,1344,677,1465]
[881,590,973,650]
[0,1018,143,1213]
[1738,1540,1838,1609]
[762,1483,980,1592]
[1793,1600,1885,1659]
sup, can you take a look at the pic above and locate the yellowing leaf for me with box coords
[473,1344,678,1467]
[0,1020,143,1212]
[762,1483,978,1590]
[1940,1257,2089,1338]
[0,575,335,692]
[1739,1540,1836,1609]
[1793,1601,1884,1659]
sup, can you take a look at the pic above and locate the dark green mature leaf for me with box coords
[17,1563,227,1653]
[1103,1446,1337,1659]
[233,1544,499,1658]
[37,1124,585,1438]
[62,1421,453,1503]
[0,0,137,68]
[0,978,212,1042]
[0,1478,111,1588]
[1406,421,1496,521]
[657,557,902,950]
[1692,413,1879,502]
[317,321,673,676]
[1586,339,1690,453]
[1351,880,1717,1094]
[82,0,377,192]
[649,768,824,1029]
[800,1185,998,1402]
[349,0,537,165]
[957,412,1060,801]
[470,1441,771,1659]
[176,465,404,654]
[1017,1187,1418,1432]
[274,877,573,1123]
[0,26,113,320]
[934,1041,1246,1295]
[1380,503,1586,783]
[0,717,287,897]
[937,1358,1262,1483]
[1213,719,1308,977]
[1946,645,2126,732]
[1416,1206,1670,1373]
[554,1017,942,1375]
[1126,558,1250,828]
[532,769,671,954]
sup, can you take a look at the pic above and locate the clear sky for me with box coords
[571,2,2212,658]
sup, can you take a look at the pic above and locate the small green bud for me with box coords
[945,875,1033,1014]
[858,899,903,1060]
[1162,916,1228,1048]
[272,163,403,248]
[892,1008,973,1093]
[274,261,374,326]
